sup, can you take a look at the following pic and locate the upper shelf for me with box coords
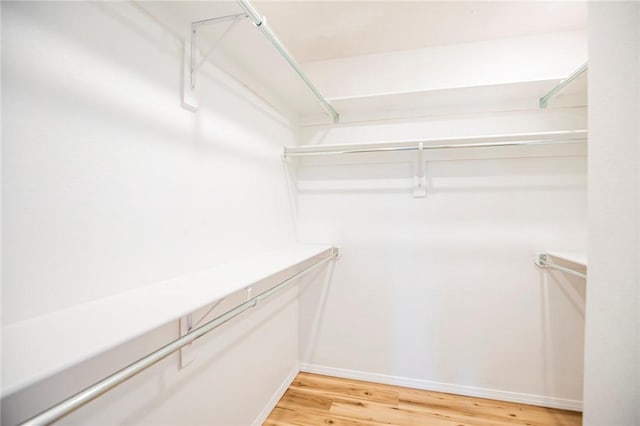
[299,73,588,126]
[536,251,587,279]
[137,1,338,124]
[300,79,574,124]
[139,3,587,126]
[188,0,337,122]
[547,251,587,268]
[2,244,335,396]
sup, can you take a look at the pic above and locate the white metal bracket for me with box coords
[179,314,196,368]
[535,253,548,268]
[413,142,427,198]
[177,297,227,369]
[331,247,341,259]
[182,12,247,111]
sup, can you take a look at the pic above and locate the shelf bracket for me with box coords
[179,314,196,368]
[182,12,248,111]
[413,142,427,198]
[177,296,227,369]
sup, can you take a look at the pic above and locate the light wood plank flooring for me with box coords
[264,373,581,426]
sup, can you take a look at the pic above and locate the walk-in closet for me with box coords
[2,1,638,425]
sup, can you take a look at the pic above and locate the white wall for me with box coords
[2,2,298,424]
[583,3,640,424]
[294,32,588,409]
[0,1,599,423]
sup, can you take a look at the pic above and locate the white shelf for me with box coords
[547,251,588,268]
[300,78,588,125]
[1,244,334,396]
[536,250,587,280]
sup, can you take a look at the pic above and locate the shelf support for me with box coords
[539,63,588,108]
[179,314,196,368]
[191,13,245,91]
[183,12,247,111]
[413,142,426,198]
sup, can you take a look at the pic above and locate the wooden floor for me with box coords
[264,373,581,426]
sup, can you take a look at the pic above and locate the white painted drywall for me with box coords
[294,32,588,409]
[303,30,587,99]
[1,2,597,423]
[2,2,298,424]
[583,3,640,424]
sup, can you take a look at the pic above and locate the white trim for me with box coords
[300,363,582,412]
[252,364,299,426]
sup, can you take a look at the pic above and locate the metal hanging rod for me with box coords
[536,253,587,279]
[234,0,339,123]
[283,130,588,158]
[540,63,588,108]
[20,249,339,426]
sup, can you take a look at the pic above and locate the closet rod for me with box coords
[283,130,587,158]
[235,0,340,123]
[20,249,338,426]
[540,62,588,108]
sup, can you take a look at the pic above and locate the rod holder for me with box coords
[413,142,426,198]
[535,253,587,280]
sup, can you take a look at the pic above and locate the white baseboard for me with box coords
[300,363,582,412]
[252,364,299,426]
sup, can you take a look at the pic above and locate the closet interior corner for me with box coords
[4,1,638,425]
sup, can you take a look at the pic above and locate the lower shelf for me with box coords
[2,244,334,396]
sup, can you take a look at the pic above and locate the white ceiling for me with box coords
[253,1,587,63]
